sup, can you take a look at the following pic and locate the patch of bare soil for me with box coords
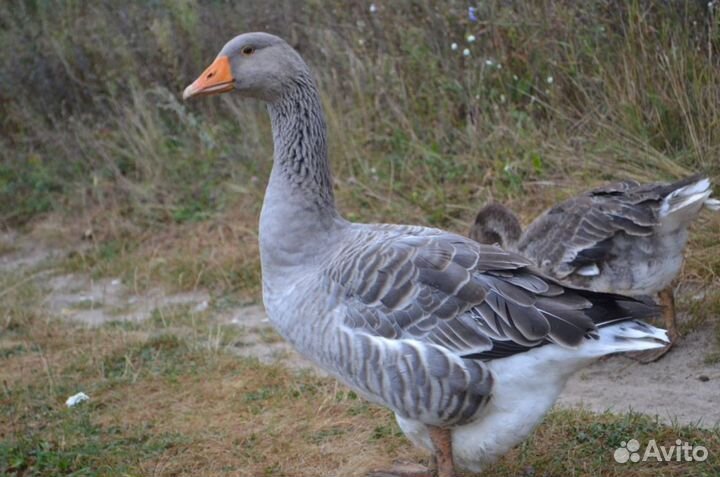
[0,230,68,272]
[44,273,209,325]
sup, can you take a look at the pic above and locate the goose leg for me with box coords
[628,287,676,363]
[660,287,679,342]
[428,426,455,477]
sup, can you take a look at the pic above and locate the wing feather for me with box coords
[329,225,638,362]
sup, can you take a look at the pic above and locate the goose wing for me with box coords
[518,181,662,278]
[330,225,625,358]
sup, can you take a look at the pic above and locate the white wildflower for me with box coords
[463,48,471,57]
[451,42,458,51]
[369,3,377,13]
[467,34,476,43]
[546,76,554,84]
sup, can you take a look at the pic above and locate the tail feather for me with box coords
[572,289,660,327]
[583,320,669,357]
[661,176,712,218]
[604,319,668,341]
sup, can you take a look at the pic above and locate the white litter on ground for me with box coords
[66,392,89,407]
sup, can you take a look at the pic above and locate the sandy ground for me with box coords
[3,232,719,428]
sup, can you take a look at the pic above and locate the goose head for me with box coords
[469,202,523,249]
[183,32,307,102]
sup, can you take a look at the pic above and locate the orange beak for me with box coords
[183,55,235,100]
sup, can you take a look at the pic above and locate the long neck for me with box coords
[267,74,335,209]
[259,73,343,275]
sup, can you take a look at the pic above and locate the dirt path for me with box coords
[3,232,719,428]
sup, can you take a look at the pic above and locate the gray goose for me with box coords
[471,177,718,362]
[183,32,668,477]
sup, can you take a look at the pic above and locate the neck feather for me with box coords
[258,72,343,276]
[267,73,335,210]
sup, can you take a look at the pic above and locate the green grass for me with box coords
[1,409,186,477]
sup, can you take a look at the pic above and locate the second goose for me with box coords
[471,176,718,361]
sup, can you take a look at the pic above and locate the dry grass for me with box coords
[95,365,419,476]
[3,1,720,309]
[58,200,263,299]
[0,275,419,476]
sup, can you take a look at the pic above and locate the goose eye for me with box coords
[241,46,255,56]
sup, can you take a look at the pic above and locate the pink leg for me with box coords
[428,426,455,477]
